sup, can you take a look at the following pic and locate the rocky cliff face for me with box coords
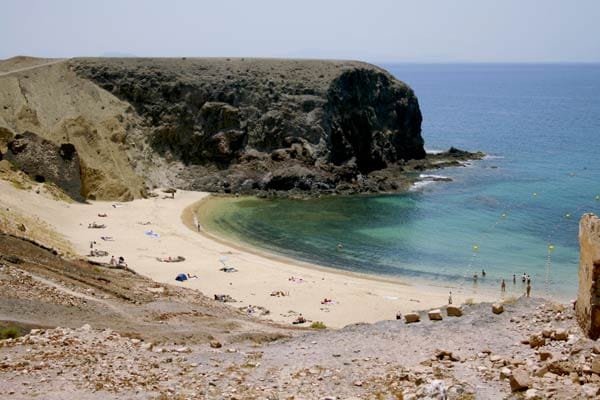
[577,213,600,339]
[4,132,84,201]
[71,58,425,196]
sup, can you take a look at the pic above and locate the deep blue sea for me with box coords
[202,64,600,299]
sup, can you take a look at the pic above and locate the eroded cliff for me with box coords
[71,57,427,196]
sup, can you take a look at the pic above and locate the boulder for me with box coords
[576,214,600,339]
[500,367,512,379]
[5,132,84,201]
[553,328,568,341]
[539,351,553,361]
[509,368,531,392]
[542,328,554,338]
[446,305,463,317]
[528,334,546,349]
[209,340,222,349]
[492,303,504,314]
[404,313,420,324]
[428,309,443,321]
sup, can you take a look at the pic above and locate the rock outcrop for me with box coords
[3,131,83,201]
[576,213,600,339]
[0,58,146,201]
[71,58,427,196]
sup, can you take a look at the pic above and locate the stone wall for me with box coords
[576,213,600,339]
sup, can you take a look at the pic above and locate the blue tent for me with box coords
[175,273,188,282]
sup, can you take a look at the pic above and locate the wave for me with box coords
[483,154,505,160]
[425,148,445,155]
[410,174,453,191]
[418,174,451,180]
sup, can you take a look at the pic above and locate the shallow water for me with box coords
[201,64,600,300]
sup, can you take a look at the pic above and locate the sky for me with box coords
[1,0,599,62]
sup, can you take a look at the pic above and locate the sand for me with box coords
[0,181,505,328]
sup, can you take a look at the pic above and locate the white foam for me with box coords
[418,174,450,180]
[483,154,504,160]
[409,181,435,191]
[425,148,444,155]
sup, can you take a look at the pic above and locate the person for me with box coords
[337,243,344,250]
[187,273,198,279]
[526,275,531,285]
[396,311,402,320]
[448,291,453,305]
[513,274,516,284]
[481,269,486,277]
[90,241,95,249]
[501,279,506,292]
[110,256,116,266]
[526,282,532,297]
[473,273,478,282]
[293,314,306,324]
[522,273,527,283]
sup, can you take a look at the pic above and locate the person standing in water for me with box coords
[501,279,506,292]
[526,281,532,297]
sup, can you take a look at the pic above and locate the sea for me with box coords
[201,63,600,300]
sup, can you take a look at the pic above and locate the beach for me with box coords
[0,181,504,328]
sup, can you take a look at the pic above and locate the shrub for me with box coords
[310,321,326,329]
[0,326,21,340]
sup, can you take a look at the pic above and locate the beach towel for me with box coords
[144,230,160,238]
[175,273,188,282]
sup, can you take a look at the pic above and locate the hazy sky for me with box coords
[2,0,599,62]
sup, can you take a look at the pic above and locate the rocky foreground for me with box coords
[1,234,600,399]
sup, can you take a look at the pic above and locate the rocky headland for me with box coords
[0,56,482,201]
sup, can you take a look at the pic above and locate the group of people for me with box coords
[109,255,127,268]
[472,269,533,297]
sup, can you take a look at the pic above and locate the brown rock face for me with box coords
[576,213,600,339]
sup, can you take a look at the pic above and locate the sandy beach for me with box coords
[0,182,504,328]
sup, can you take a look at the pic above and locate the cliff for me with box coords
[1,57,466,200]
[70,57,426,196]
[577,213,600,339]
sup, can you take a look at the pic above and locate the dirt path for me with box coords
[0,59,66,76]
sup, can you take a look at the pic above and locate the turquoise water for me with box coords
[204,64,600,299]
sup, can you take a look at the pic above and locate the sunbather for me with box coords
[293,314,307,324]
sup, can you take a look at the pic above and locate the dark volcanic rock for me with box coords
[5,131,83,201]
[71,58,429,195]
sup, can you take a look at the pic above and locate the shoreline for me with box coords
[0,182,510,328]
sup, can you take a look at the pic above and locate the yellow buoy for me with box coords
[596,195,600,201]
[565,213,571,219]
[501,213,507,218]
[473,245,479,252]
[533,192,538,197]
[548,244,555,252]
[569,172,575,177]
